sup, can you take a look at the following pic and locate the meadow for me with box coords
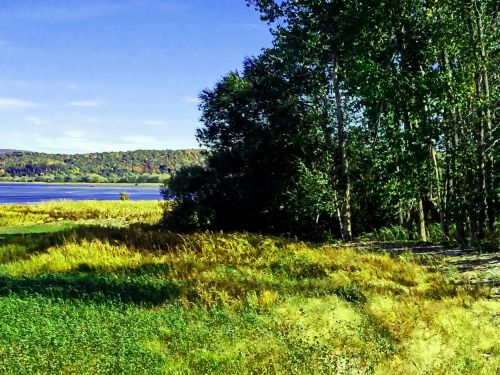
[0,201,498,374]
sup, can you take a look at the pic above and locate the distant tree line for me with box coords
[0,149,204,183]
[164,0,498,245]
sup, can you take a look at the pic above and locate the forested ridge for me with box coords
[166,0,498,246]
[0,149,204,183]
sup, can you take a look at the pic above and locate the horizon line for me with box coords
[0,147,204,155]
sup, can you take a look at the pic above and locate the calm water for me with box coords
[0,183,163,204]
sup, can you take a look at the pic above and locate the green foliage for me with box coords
[165,54,338,240]
[0,149,204,183]
[363,223,461,244]
[166,0,498,245]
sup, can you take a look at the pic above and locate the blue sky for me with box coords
[0,0,272,153]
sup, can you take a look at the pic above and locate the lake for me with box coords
[0,183,163,204]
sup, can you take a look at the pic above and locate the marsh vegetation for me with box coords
[0,201,498,374]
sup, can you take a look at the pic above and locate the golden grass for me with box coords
[0,200,168,226]
[0,200,498,374]
[1,240,165,276]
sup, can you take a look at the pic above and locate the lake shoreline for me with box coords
[0,181,163,186]
[0,182,164,204]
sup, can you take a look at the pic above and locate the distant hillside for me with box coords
[0,149,205,183]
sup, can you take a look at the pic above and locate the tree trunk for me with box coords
[483,67,495,236]
[473,0,495,236]
[453,101,467,244]
[331,56,352,241]
[466,5,485,243]
[431,145,447,238]
[440,48,453,239]
[417,198,427,242]
[456,221,466,244]
[466,160,480,244]
[474,71,486,241]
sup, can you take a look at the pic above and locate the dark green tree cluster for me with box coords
[165,55,338,239]
[0,149,204,183]
[166,0,498,244]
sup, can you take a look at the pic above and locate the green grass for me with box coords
[0,201,498,374]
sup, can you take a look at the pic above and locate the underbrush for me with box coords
[362,223,452,243]
[0,201,498,374]
[364,223,499,249]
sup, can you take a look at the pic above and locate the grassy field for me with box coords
[0,201,498,374]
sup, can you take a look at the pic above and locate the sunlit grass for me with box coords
[0,201,498,374]
[0,200,167,227]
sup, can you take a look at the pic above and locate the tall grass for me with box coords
[0,201,498,374]
[0,200,169,227]
[363,223,453,243]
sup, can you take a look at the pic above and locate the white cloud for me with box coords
[62,130,86,138]
[25,116,44,125]
[120,135,166,148]
[3,129,197,153]
[0,97,39,109]
[68,100,102,108]
[85,117,102,123]
[1,114,199,153]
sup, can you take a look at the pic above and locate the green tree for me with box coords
[165,54,338,239]
[165,0,498,244]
